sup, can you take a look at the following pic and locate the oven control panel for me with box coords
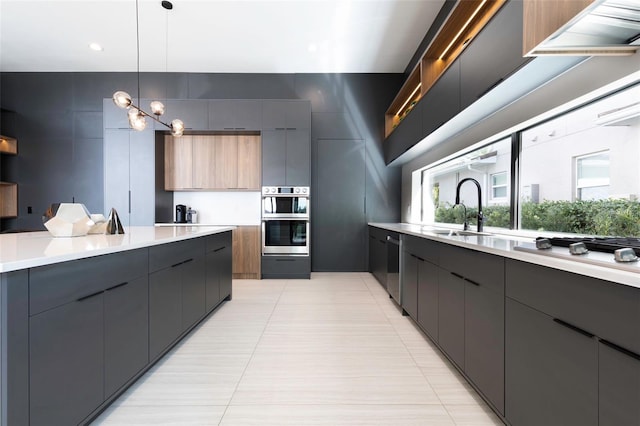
[262,186,309,196]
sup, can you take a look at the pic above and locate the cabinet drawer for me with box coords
[149,237,205,273]
[206,231,232,253]
[262,256,310,277]
[402,234,440,264]
[506,259,640,354]
[29,249,148,316]
[439,244,504,293]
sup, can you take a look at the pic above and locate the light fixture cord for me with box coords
[135,0,141,106]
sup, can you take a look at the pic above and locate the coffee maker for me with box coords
[175,204,187,223]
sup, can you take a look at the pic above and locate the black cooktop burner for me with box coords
[536,237,640,256]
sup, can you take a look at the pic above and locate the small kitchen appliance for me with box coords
[175,204,187,223]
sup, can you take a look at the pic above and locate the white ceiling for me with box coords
[0,0,445,73]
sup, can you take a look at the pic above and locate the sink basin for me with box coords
[429,229,494,237]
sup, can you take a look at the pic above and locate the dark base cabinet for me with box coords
[599,341,640,426]
[206,231,233,310]
[261,255,310,279]
[506,298,598,426]
[437,268,465,369]
[1,232,233,426]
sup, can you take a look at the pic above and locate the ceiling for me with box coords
[0,0,445,73]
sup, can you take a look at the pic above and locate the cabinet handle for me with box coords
[213,246,226,252]
[77,290,104,302]
[276,258,295,262]
[553,318,595,339]
[410,254,425,262]
[105,282,128,292]
[451,272,465,280]
[286,127,296,130]
[171,261,183,268]
[223,127,235,130]
[464,278,481,286]
[275,127,286,130]
[600,339,640,361]
[182,258,194,265]
[234,127,246,130]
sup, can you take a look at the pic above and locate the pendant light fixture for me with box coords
[112,0,184,137]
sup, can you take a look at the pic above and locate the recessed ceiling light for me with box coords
[89,43,103,52]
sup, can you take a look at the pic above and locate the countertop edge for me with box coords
[0,226,236,273]
[369,223,640,289]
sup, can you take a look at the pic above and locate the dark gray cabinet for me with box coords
[149,237,207,360]
[262,129,310,186]
[598,341,640,426]
[422,59,460,138]
[209,99,262,130]
[384,100,423,163]
[417,259,439,340]
[104,128,155,226]
[437,268,465,368]
[180,256,206,331]
[368,227,387,287]
[261,255,310,279]
[459,0,529,110]
[402,250,419,318]
[104,276,149,398]
[262,100,311,130]
[162,99,209,130]
[29,293,104,426]
[505,258,640,426]
[506,298,598,426]
[205,231,233,311]
[149,263,182,360]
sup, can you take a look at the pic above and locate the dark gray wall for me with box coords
[0,72,402,271]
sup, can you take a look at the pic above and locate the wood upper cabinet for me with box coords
[523,0,593,55]
[164,135,193,190]
[165,134,260,190]
[237,134,261,189]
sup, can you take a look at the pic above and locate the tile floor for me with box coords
[91,272,504,425]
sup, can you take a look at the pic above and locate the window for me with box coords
[491,172,508,200]
[415,82,640,237]
[576,151,609,200]
[420,138,511,229]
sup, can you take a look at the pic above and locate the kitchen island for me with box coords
[0,226,234,426]
[370,223,639,426]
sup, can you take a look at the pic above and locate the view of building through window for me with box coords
[419,83,640,237]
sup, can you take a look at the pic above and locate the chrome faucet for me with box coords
[455,178,484,233]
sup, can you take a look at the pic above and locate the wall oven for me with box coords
[262,186,310,256]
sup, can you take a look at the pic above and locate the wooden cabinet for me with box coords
[523,0,593,56]
[0,135,17,218]
[233,226,261,279]
[166,134,261,190]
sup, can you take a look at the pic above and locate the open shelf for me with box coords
[385,0,506,137]
[0,182,17,218]
[0,135,17,155]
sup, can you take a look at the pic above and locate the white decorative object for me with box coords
[88,214,108,234]
[44,203,95,237]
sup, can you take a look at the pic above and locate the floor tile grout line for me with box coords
[217,278,289,425]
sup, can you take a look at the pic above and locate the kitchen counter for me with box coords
[369,223,639,288]
[0,225,234,273]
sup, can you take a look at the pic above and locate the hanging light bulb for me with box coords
[128,109,147,131]
[150,101,165,116]
[170,119,184,137]
[111,0,183,136]
[113,91,133,109]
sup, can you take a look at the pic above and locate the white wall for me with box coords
[172,191,261,225]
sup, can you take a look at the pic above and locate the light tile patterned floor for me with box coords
[91,273,504,425]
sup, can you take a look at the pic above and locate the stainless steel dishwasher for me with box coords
[386,233,400,304]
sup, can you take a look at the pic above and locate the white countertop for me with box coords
[369,223,640,289]
[0,226,235,273]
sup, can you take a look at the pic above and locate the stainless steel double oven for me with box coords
[261,186,310,256]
